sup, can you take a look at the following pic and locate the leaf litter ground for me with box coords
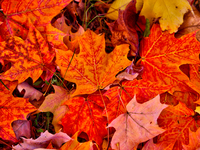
[0,0,200,150]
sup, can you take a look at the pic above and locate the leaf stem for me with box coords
[62,48,77,87]
[0,79,10,90]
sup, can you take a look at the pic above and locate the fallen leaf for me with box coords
[12,130,71,149]
[62,91,109,146]
[52,13,72,36]
[157,102,200,149]
[107,95,167,150]
[0,20,55,83]
[160,90,198,110]
[17,82,43,101]
[60,131,97,150]
[56,29,131,96]
[142,139,167,150]
[107,10,139,57]
[187,64,200,94]
[116,72,138,81]
[137,0,192,33]
[175,6,200,38]
[140,24,200,91]
[103,79,172,122]
[106,0,132,20]
[38,85,70,132]
[0,0,72,40]
[12,120,31,140]
[0,80,36,142]
[182,128,200,150]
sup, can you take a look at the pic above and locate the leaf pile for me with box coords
[0,0,200,150]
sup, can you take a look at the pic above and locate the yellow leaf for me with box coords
[60,131,98,150]
[195,106,200,114]
[106,0,132,20]
[138,0,192,33]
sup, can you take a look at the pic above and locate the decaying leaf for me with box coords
[12,120,31,140]
[107,95,167,150]
[107,10,139,57]
[56,29,131,96]
[176,6,200,38]
[12,130,71,149]
[38,85,70,132]
[17,81,43,101]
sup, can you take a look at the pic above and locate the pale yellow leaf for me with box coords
[139,0,191,33]
[106,0,132,20]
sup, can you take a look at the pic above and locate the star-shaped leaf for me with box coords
[140,24,200,89]
[56,30,131,96]
[0,20,54,83]
[108,95,167,150]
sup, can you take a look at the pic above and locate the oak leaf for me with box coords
[12,120,31,140]
[107,10,139,57]
[17,81,43,101]
[60,131,97,150]
[140,24,200,90]
[56,29,131,96]
[61,91,109,146]
[137,0,192,33]
[157,102,200,149]
[0,80,36,142]
[0,21,54,83]
[38,85,70,132]
[12,130,71,149]
[107,95,167,150]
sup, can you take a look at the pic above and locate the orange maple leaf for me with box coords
[0,21,54,83]
[0,80,36,142]
[103,79,172,122]
[0,0,71,52]
[56,29,132,96]
[160,88,199,110]
[140,24,200,89]
[157,102,200,149]
[61,91,110,146]
[187,64,200,93]
[0,0,72,39]
[182,128,200,149]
